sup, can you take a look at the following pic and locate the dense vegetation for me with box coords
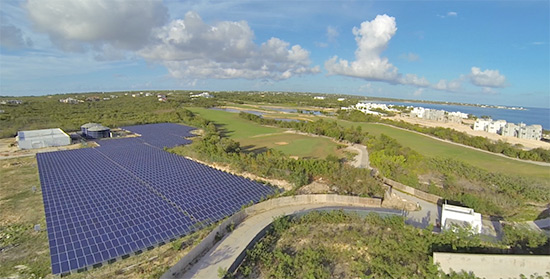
[235,211,549,279]
[239,112,550,217]
[368,135,550,217]
[0,92,219,138]
[338,109,550,163]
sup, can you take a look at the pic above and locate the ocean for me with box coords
[374,101,550,130]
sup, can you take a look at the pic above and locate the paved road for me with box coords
[390,189,440,228]
[172,204,401,279]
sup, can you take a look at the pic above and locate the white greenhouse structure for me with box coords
[16,128,71,150]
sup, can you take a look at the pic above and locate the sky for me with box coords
[0,0,549,108]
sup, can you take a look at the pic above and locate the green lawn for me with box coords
[188,107,282,138]
[337,120,550,179]
[240,133,342,158]
[187,107,341,159]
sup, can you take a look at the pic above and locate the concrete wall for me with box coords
[434,252,550,279]
[383,178,441,204]
[162,194,381,279]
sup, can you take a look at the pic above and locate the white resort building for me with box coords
[411,107,467,123]
[352,101,399,115]
[473,118,493,131]
[477,119,543,141]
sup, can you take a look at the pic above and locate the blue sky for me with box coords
[0,0,548,108]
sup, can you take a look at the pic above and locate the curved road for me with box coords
[164,204,403,279]
[164,143,441,279]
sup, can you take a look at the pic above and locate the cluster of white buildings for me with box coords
[344,102,469,124]
[473,118,542,140]
[344,101,399,115]
[190,92,213,98]
[410,107,468,123]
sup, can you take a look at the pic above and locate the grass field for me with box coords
[0,157,50,278]
[188,107,343,159]
[336,120,550,179]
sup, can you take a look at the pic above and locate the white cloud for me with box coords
[433,79,462,91]
[25,0,168,51]
[400,52,420,62]
[325,14,399,81]
[469,67,507,88]
[325,14,430,87]
[438,11,458,18]
[140,12,319,80]
[482,87,496,94]
[359,83,372,92]
[413,88,424,96]
[399,74,430,87]
[0,24,33,49]
[315,42,329,48]
[326,26,339,42]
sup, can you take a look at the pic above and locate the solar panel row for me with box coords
[120,123,195,149]
[38,123,277,275]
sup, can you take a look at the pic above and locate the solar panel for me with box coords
[37,123,277,275]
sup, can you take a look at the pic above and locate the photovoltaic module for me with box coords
[37,123,276,275]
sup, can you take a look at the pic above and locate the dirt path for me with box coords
[345,144,370,169]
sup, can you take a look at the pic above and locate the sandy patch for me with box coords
[0,138,86,160]
[297,180,333,194]
[274,142,288,145]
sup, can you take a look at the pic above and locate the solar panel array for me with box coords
[37,123,276,275]
[120,123,195,148]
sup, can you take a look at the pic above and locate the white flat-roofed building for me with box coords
[473,118,492,131]
[518,124,543,141]
[16,128,71,150]
[441,203,482,234]
[411,107,425,118]
[423,109,446,122]
[502,123,518,137]
[448,111,468,119]
[354,102,399,115]
[487,120,507,134]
